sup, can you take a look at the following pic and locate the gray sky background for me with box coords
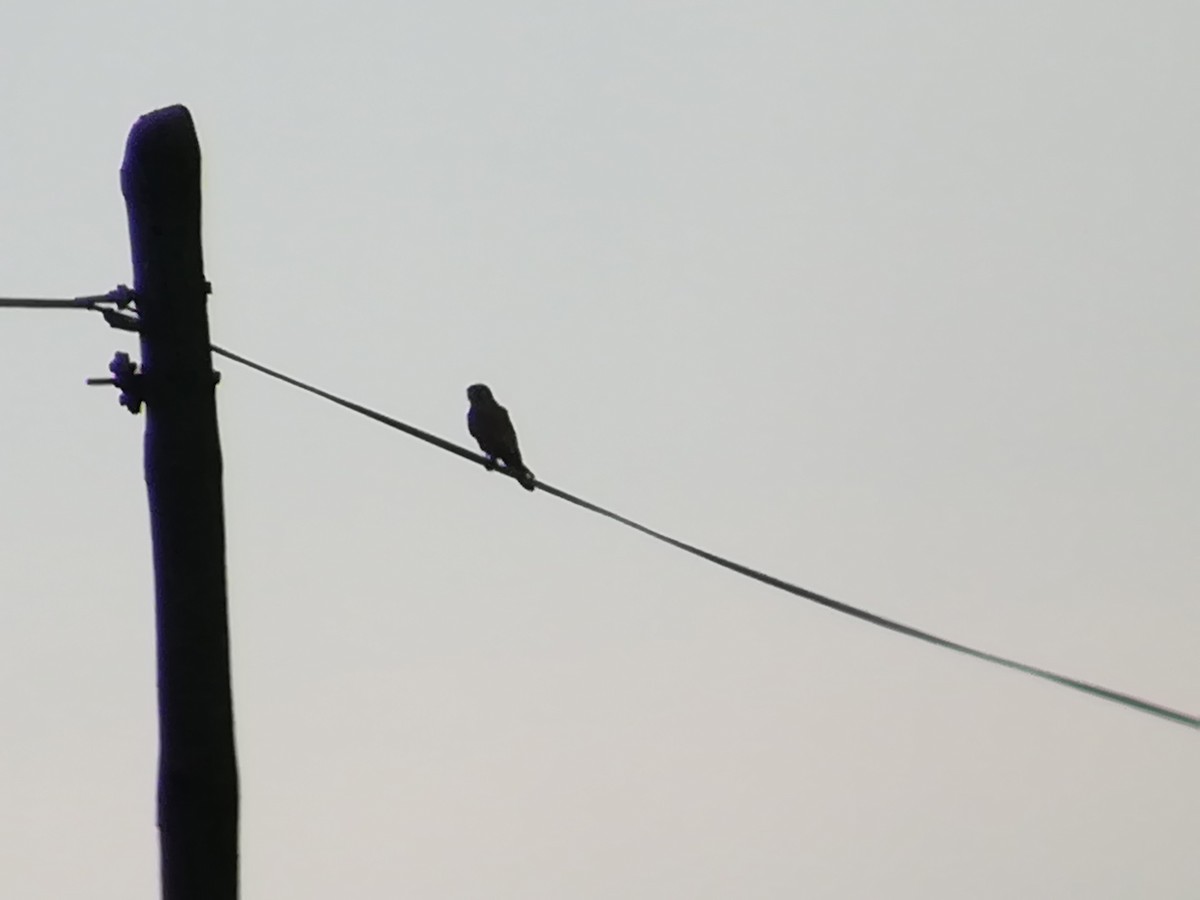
[1,2,1196,897]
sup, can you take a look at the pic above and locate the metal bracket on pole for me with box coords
[87,351,146,414]
[87,350,221,415]
[101,309,143,332]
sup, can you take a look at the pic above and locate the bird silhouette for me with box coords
[466,383,535,490]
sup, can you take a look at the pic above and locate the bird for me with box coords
[466,383,536,490]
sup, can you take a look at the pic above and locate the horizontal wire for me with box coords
[0,287,134,310]
[211,343,1199,731]
[0,297,93,309]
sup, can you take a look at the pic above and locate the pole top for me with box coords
[121,105,201,212]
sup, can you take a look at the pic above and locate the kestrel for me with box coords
[466,383,535,490]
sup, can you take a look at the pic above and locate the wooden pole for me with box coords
[122,104,238,899]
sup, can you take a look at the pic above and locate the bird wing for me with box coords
[470,400,520,460]
[467,404,487,444]
[491,404,521,460]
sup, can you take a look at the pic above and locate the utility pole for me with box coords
[122,105,238,899]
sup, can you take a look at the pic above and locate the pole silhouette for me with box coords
[123,105,238,899]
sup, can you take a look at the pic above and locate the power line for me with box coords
[0,286,136,310]
[211,344,1199,731]
[211,345,489,468]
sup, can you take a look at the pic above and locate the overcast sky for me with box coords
[1,2,1197,897]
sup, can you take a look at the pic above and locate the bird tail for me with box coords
[516,466,536,491]
[506,450,535,491]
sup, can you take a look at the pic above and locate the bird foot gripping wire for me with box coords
[87,351,145,414]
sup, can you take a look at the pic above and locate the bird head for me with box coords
[467,383,494,404]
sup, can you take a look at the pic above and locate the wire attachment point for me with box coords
[73,284,137,310]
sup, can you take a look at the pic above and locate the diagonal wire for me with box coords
[210,344,1199,731]
[537,482,1199,729]
[212,345,491,468]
